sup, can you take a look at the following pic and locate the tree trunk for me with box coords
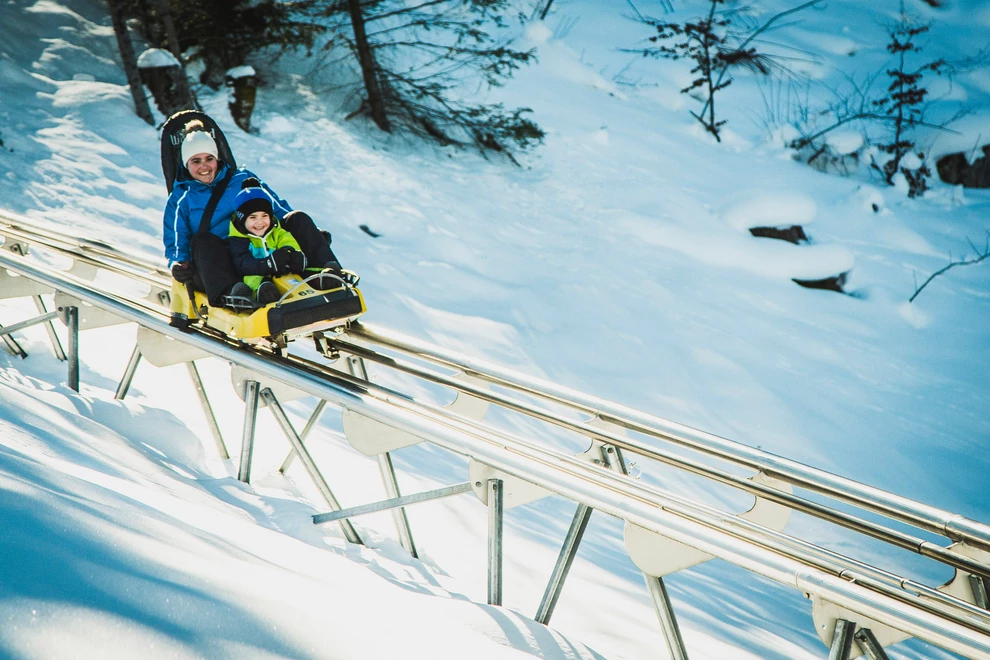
[107,0,154,125]
[347,0,390,132]
[155,0,198,111]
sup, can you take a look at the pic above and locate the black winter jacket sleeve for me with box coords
[227,236,275,276]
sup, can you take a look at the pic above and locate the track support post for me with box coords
[278,400,327,473]
[34,295,65,360]
[262,388,363,546]
[238,380,259,482]
[347,355,418,558]
[536,502,592,624]
[488,478,504,606]
[645,575,690,660]
[828,619,856,660]
[971,574,990,610]
[187,361,229,459]
[61,305,79,392]
[854,628,891,660]
[115,346,142,400]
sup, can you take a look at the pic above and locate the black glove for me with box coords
[241,177,261,189]
[287,249,307,274]
[265,247,305,276]
[171,262,195,283]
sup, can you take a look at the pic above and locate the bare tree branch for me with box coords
[909,233,990,302]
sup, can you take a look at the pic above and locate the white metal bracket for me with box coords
[230,364,309,407]
[468,415,626,509]
[53,292,126,330]
[624,472,793,578]
[342,371,489,456]
[0,268,54,299]
[135,326,211,367]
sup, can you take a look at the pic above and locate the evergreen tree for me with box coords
[633,0,817,142]
[872,15,944,195]
[320,0,543,159]
[126,0,325,88]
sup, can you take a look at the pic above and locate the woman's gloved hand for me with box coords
[171,262,195,283]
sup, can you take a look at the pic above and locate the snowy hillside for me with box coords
[1,0,989,658]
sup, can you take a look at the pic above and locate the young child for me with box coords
[226,186,308,305]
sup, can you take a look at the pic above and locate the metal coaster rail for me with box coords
[1,211,989,660]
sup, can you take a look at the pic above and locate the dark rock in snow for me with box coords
[749,225,809,244]
[793,271,848,293]
[936,147,990,188]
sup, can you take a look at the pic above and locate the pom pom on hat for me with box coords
[234,187,275,222]
[181,130,219,166]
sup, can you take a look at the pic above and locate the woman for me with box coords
[162,118,342,308]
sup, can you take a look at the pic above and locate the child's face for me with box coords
[245,211,271,236]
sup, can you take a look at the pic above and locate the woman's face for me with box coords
[187,153,218,184]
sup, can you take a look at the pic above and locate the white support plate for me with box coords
[0,269,54,299]
[468,461,553,509]
[230,364,309,407]
[135,326,211,368]
[67,260,98,281]
[938,542,990,604]
[625,472,793,578]
[342,372,490,456]
[54,292,126,330]
[469,421,614,509]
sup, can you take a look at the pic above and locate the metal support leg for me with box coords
[34,295,65,360]
[828,619,857,660]
[378,451,418,558]
[971,574,990,610]
[261,388,363,545]
[63,306,79,392]
[114,345,142,400]
[536,442,624,624]
[238,380,259,483]
[536,502,593,624]
[854,628,891,660]
[488,478,504,606]
[186,362,229,459]
[344,354,418,556]
[645,575,690,660]
[278,399,327,473]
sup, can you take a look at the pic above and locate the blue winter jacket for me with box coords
[162,163,293,267]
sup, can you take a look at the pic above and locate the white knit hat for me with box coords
[181,130,218,166]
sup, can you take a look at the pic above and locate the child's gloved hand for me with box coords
[266,247,306,275]
[286,249,307,274]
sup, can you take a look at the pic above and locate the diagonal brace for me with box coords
[313,482,473,524]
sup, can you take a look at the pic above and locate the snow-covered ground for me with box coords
[1,0,989,658]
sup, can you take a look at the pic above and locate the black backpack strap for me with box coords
[197,167,234,235]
